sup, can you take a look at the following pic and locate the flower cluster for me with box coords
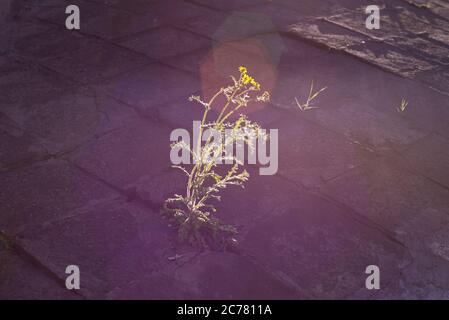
[239,66,260,89]
[221,66,270,108]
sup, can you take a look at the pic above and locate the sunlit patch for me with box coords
[198,11,284,117]
[199,39,277,117]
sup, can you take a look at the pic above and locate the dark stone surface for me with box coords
[321,157,449,253]
[0,117,48,171]
[288,3,449,95]
[0,159,117,235]
[241,193,408,299]
[1,0,449,299]
[0,246,78,299]
[402,133,449,188]
[15,199,174,298]
[103,63,200,112]
[107,251,302,299]
[118,26,211,60]
[69,116,173,190]
[41,42,151,84]
[271,115,373,187]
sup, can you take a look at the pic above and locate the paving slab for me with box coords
[373,250,449,299]
[140,164,312,234]
[0,0,13,24]
[14,198,174,298]
[1,0,448,300]
[0,19,52,54]
[268,38,376,110]
[162,251,302,299]
[40,41,151,85]
[213,167,311,232]
[268,33,449,140]
[87,0,166,14]
[175,10,275,42]
[84,0,216,34]
[134,150,313,238]
[0,115,48,171]
[102,63,200,114]
[269,115,373,187]
[107,250,302,299]
[67,0,214,40]
[238,2,312,32]
[326,5,425,42]
[69,116,173,192]
[321,157,449,254]
[402,0,449,20]
[3,84,142,155]
[239,192,408,299]
[402,133,449,188]
[287,4,449,96]
[385,79,449,140]
[13,26,102,61]
[0,159,117,236]
[78,3,162,40]
[275,0,337,16]
[163,34,327,99]
[0,56,76,126]
[188,0,266,12]
[162,46,211,75]
[0,246,78,299]
[197,40,280,103]
[14,88,105,153]
[298,98,426,153]
[27,0,97,28]
[173,11,232,40]
[118,26,211,60]
[123,0,217,28]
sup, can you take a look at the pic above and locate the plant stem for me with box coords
[187,89,223,202]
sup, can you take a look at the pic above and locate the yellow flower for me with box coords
[242,74,252,84]
[238,66,260,89]
[250,78,260,89]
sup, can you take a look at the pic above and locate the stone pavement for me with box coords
[1,0,449,299]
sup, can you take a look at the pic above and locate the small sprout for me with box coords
[295,81,327,111]
[168,254,184,261]
[397,98,408,113]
